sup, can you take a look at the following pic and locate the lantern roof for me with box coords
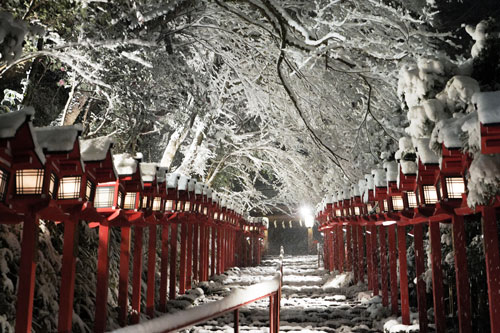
[0,107,35,138]
[400,160,417,175]
[384,160,398,183]
[166,173,181,188]
[113,153,139,176]
[177,174,189,191]
[342,184,351,200]
[156,167,167,183]
[204,186,212,198]
[34,125,82,153]
[326,193,336,204]
[140,162,158,183]
[434,116,469,149]
[187,178,197,192]
[0,107,46,165]
[414,138,439,165]
[372,168,386,188]
[213,192,220,204]
[351,183,361,197]
[364,173,374,189]
[474,90,500,125]
[195,182,205,195]
[80,136,113,162]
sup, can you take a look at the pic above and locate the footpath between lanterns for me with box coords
[174,255,410,333]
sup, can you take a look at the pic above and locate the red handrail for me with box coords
[111,248,283,333]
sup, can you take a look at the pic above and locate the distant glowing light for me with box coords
[382,221,397,226]
[299,205,315,228]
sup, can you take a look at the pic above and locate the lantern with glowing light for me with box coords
[474,91,500,154]
[0,108,43,222]
[414,138,440,206]
[166,173,181,213]
[372,168,388,214]
[139,163,160,216]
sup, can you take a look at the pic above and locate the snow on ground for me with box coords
[163,255,425,333]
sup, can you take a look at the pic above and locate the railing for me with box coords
[111,247,284,333]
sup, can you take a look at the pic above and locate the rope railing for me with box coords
[111,247,284,333]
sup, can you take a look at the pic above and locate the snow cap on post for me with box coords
[342,184,351,201]
[204,186,212,199]
[413,138,439,165]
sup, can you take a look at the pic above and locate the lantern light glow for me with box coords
[299,205,314,228]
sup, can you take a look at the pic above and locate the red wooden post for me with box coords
[146,225,157,317]
[204,225,210,280]
[186,222,193,290]
[217,227,223,273]
[179,222,187,294]
[118,226,131,326]
[413,223,428,333]
[379,226,388,307]
[328,231,334,272]
[193,223,199,282]
[357,225,365,283]
[159,224,169,312]
[371,225,379,295]
[481,206,500,333]
[429,222,446,333]
[451,215,472,333]
[397,225,410,325]
[15,215,39,333]
[234,309,239,333]
[211,226,216,276]
[352,225,359,283]
[169,223,177,300]
[346,225,352,271]
[199,224,205,281]
[94,224,111,333]
[58,220,79,333]
[269,295,275,333]
[131,226,144,324]
[366,226,373,290]
[339,225,345,272]
[387,224,398,315]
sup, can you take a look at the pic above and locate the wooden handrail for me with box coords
[111,247,284,333]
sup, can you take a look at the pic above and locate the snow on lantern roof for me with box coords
[342,184,351,200]
[372,169,386,188]
[414,138,439,165]
[0,107,35,138]
[140,163,158,182]
[364,174,374,189]
[384,161,398,183]
[195,182,204,195]
[204,186,212,198]
[187,178,197,192]
[326,193,336,204]
[156,167,167,183]
[358,178,367,197]
[166,173,181,189]
[177,174,189,191]
[351,183,360,197]
[213,193,219,204]
[433,116,467,149]
[35,125,82,153]
[473,91,500,124]
[400,160,417,175]
[113,153,138,176]
[80,136,114,162]
[220,198,227,209]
